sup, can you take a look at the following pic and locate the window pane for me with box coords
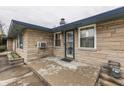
[18,33,23,49]
[55,40,60,46]
[80,27,95,48]
[87,29,94,37]
[55,33,61,46]
[80,31,86,38]
[87,37,94,47]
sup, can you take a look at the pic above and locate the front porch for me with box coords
[27,56,99,86]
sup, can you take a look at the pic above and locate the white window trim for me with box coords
[54,32,62,47]
[78,24,97,50]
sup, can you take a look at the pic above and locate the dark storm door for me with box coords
[65,31,75,59]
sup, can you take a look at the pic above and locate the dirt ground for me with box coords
[28,57,99,86]
[0,56,49,86]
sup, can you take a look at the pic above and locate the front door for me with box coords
[65,31,74,59]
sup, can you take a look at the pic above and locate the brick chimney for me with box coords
[60,18,66,26]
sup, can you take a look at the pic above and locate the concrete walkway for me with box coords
[0,55,49,86]
[28,57,99,86]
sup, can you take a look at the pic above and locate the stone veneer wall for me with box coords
[12,19,124,66]
[26,29,53,62]
[15,29,53,62]
[53,19,124,67]
[7,38,13,51]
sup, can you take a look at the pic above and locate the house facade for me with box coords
[7,7,124,67]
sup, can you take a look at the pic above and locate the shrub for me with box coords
[0,45,6,52]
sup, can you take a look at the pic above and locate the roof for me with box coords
[52,7,124,32]
[8,20,52,38]
[8,7,124,38]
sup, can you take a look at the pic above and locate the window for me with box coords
[79,25,96,49]
[54,33,61,46]
[17,33,23,49]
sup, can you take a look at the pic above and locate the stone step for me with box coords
[100,73,124,85]
[99,79,119,86]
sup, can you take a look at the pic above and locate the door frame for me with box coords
[64,30,75,59]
